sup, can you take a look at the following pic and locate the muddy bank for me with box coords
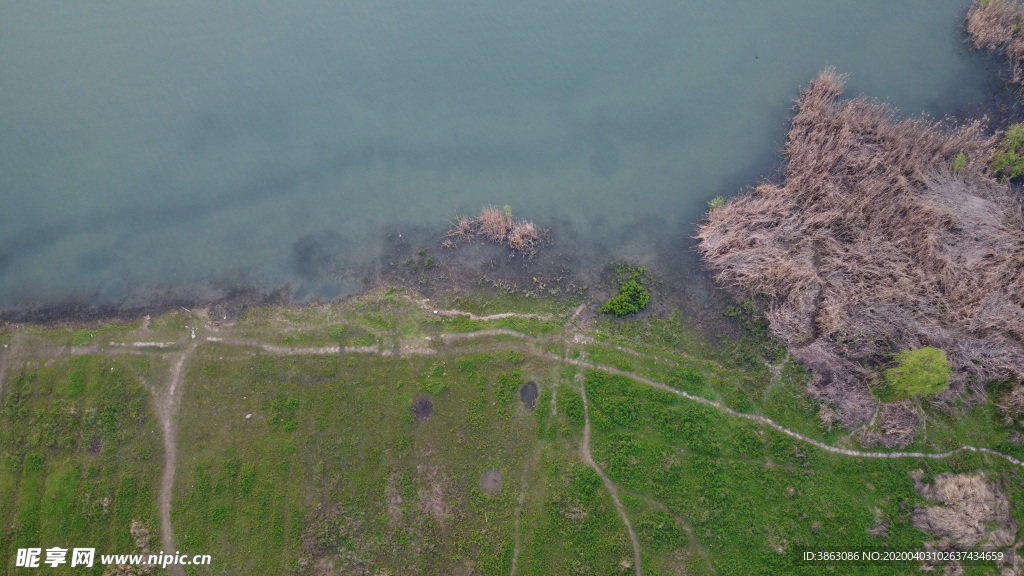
[0,287,288,325]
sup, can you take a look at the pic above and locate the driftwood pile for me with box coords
[697,69,1024,441]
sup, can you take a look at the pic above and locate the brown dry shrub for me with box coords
[507,220,539,253]
[476,206,513,243]
[442,215,478,247]
[912,471,1018,551]
[860,401,919,448]
[966,0,1024,88]
[696,69,1024,426]
[997,384,1024,420]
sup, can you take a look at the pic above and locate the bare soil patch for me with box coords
[413,395,434,422]
[519,381,538,412]
[479,469,503,496]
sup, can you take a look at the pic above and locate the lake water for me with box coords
[0,1,995,309]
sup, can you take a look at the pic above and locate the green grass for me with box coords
[582,370,1020,575]
[1,287,1022,574]
[0,355,162,574]
[173,344,552,574]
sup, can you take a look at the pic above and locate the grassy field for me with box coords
[0,286,1021,575]
[0,353,163,575]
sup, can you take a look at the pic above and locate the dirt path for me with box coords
[568,303,586,325]
[509,446,542,576]
[580,381,643,576]
[157,344,195,576]
[509,480,527,576]
[554,354,1024,468]
[439,329,527,343]
[408,295,554,322]
[626,490,718,575]
[0,346,8,402]
[760,351,790,406]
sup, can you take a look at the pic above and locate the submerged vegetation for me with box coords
[697,69,1024,445]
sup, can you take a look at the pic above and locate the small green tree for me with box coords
[884,347,950,397]
[991,123,1024,180]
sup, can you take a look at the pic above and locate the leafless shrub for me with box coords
[507,220,538,254]
[476,206,513,244]
[697,69,1024,428]
[966,0,1024,88]
[442,215,478,248]
[817,405,835,430]
[861,401,919,448]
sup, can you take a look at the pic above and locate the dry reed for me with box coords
[507,220,539,254]
[440,206,543,254]
[476,206,513,244]
[441,215,478,248]
[966,0,1024,88]
[697,69,1024,436]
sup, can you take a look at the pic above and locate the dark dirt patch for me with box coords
[520,381,538,412]
[413,395,434,422]
[480,469,503,496]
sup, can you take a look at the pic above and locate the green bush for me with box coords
[884,347,950,397]
[600,280,650,317]
[991,123,1024,180]
[600,264,650,317]
[951,152,967,174]
[707,195,726,211]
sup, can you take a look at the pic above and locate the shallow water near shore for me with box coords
[0,0,997,310]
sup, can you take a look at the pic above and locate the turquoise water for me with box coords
[0,1,993,307]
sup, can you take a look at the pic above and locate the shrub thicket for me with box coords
[697,69,1024,436]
